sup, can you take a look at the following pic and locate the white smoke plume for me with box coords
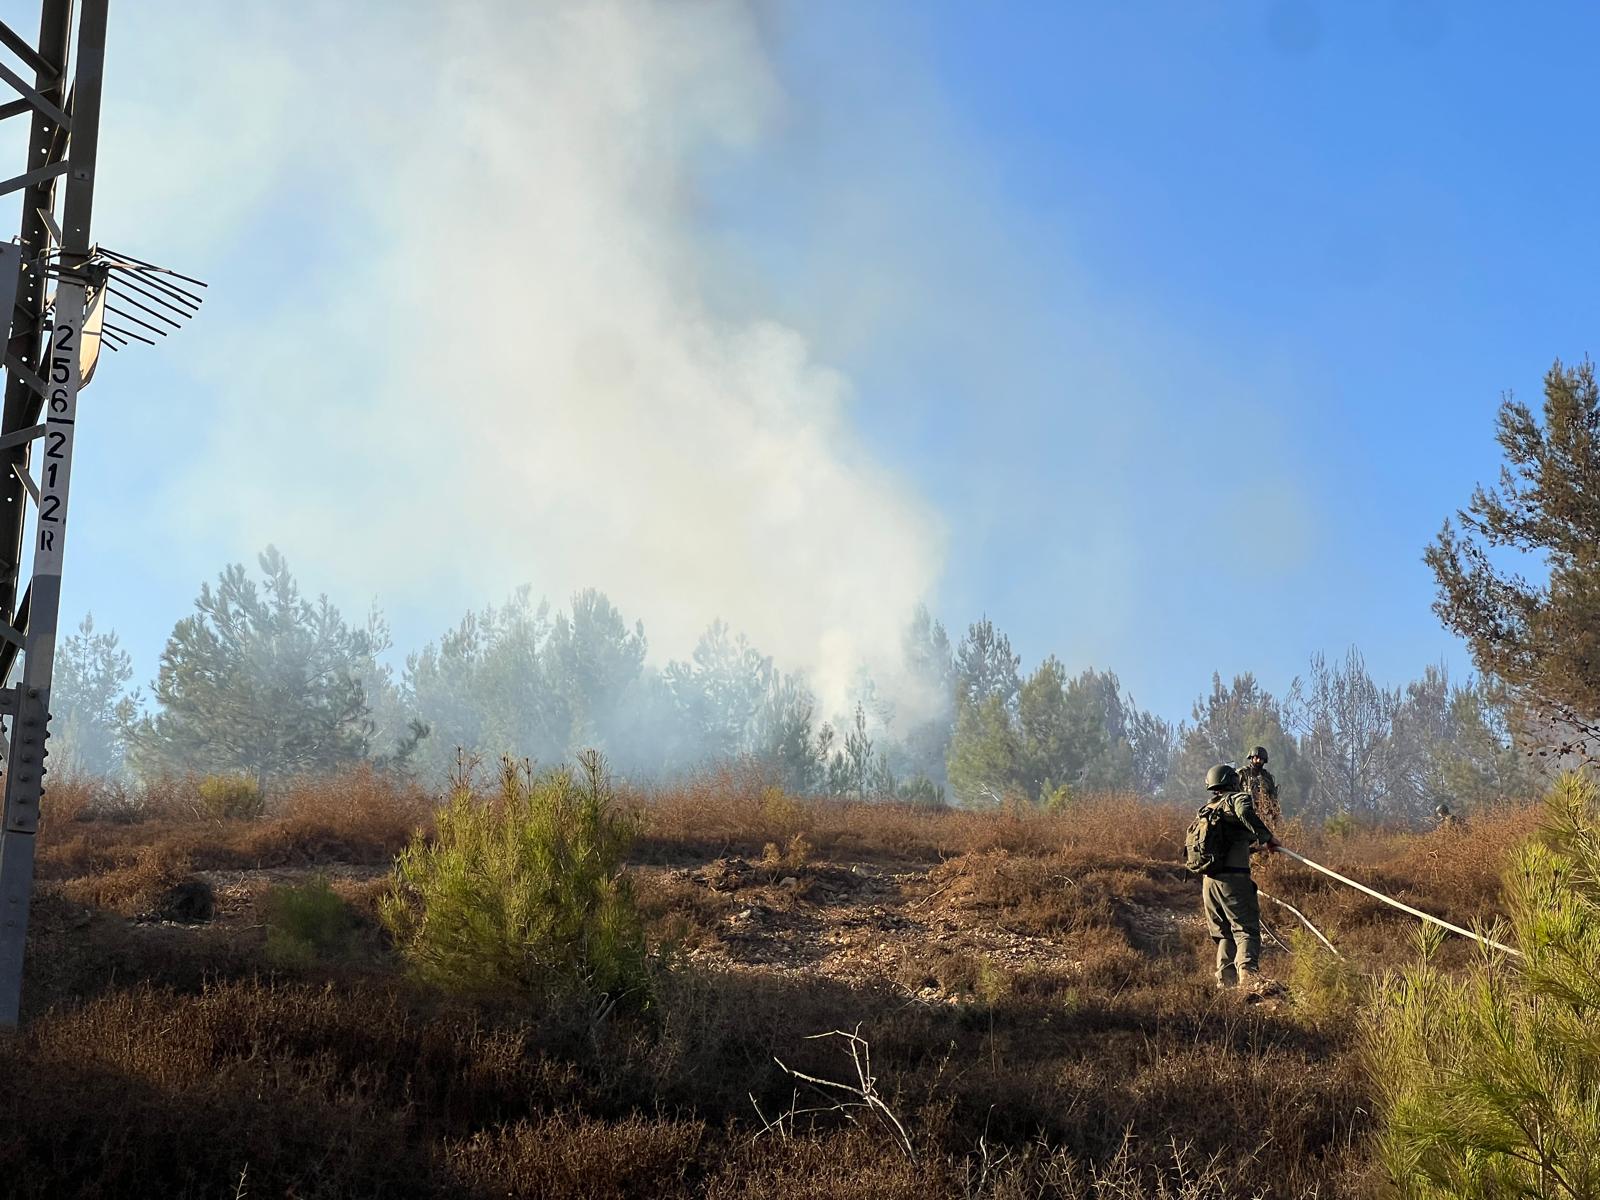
[90,1,945,721]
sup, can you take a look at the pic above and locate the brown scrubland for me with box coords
[0,766,1539,1199]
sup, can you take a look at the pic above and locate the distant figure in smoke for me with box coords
[1434,801,1463,831]
[1238,745,1281,827]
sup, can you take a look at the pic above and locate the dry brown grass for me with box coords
[3,772,1548,1198]
[274,765,436,853]
[0,960,1362,1199]
[35,766,433,884]
[633,768,1187,865]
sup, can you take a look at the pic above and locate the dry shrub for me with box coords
[936,794,1187,861]
[1074,930,1156,989]
[699,1128,939,1200]
[0,947,1367,1199]
[38,774,93,825]
[34,768,435,885]
[5,983,442,1198]
[443,1112,707,1197]
[59,842,200,919]
[276,765,435,858]
[931,850,1106,935]
[1255,801,1542,965]
[973,1132,1332,1200]
[37,818,203,880]
[1383,802,1541,912]
[37,774,153,826]
[1284,801,1538,898]
[1063,793,1191,861]
[133,771,199,821]
[29,979,570,1120]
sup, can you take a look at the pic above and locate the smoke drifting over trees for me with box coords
[125,548,381,786]
[50,547,1549,824]
[120,0,945,730]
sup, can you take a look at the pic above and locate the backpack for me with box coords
[1183,797,1239,875]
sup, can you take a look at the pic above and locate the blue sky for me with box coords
[12,0,1590,725]
[724,0,1587,718]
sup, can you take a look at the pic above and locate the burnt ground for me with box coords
[632,852,1291,1008]
[25,845,1300,1028]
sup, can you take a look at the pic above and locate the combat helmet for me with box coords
[1248,746,1269,764]
[1205,764,1240,792]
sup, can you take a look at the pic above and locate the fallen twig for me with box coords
[770,1025,916,1162]
[908,874,960,911]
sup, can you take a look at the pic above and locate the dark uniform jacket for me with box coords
[1205,790,1276,872]
[1238,764,1278,807]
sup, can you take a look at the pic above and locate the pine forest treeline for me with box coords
[53,356,1600,823]
[50,553,1544,823]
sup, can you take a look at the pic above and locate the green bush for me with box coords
[379,752,649,1003]
[1365,773,1598,1199]
[263,875,355,968]
[895,775,947,809]
[1285,929,1365,1025]
[1322,811,1357,840]
[1041,781,1073,813]
[195,773,265,821]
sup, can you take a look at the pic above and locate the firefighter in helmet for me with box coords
[1198,764,1278,990]
[1238,745,1280,827]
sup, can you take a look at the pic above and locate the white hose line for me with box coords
[1256,888,1342,959]
[1277,847,1524,959]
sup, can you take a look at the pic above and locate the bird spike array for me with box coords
[38,246,206,352]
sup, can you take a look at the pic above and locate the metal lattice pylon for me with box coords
[0,0,201,1027]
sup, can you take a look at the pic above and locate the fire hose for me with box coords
[1274,845,1523,959]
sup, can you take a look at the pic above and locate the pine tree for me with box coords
[129,548,375,785]
[50,614,140,777]
[947,693,1023,805]
[895,605,957,790]
[1427,358,1600,764]
[1368,774,1600,1197]
[542,588,647,753]
[954,616,1022,711]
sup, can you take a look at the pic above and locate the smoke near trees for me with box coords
[49,547,1549,822]
[50,616,140,778]
[125,549,382,786]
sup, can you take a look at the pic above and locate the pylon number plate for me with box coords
[35,287,81,576]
